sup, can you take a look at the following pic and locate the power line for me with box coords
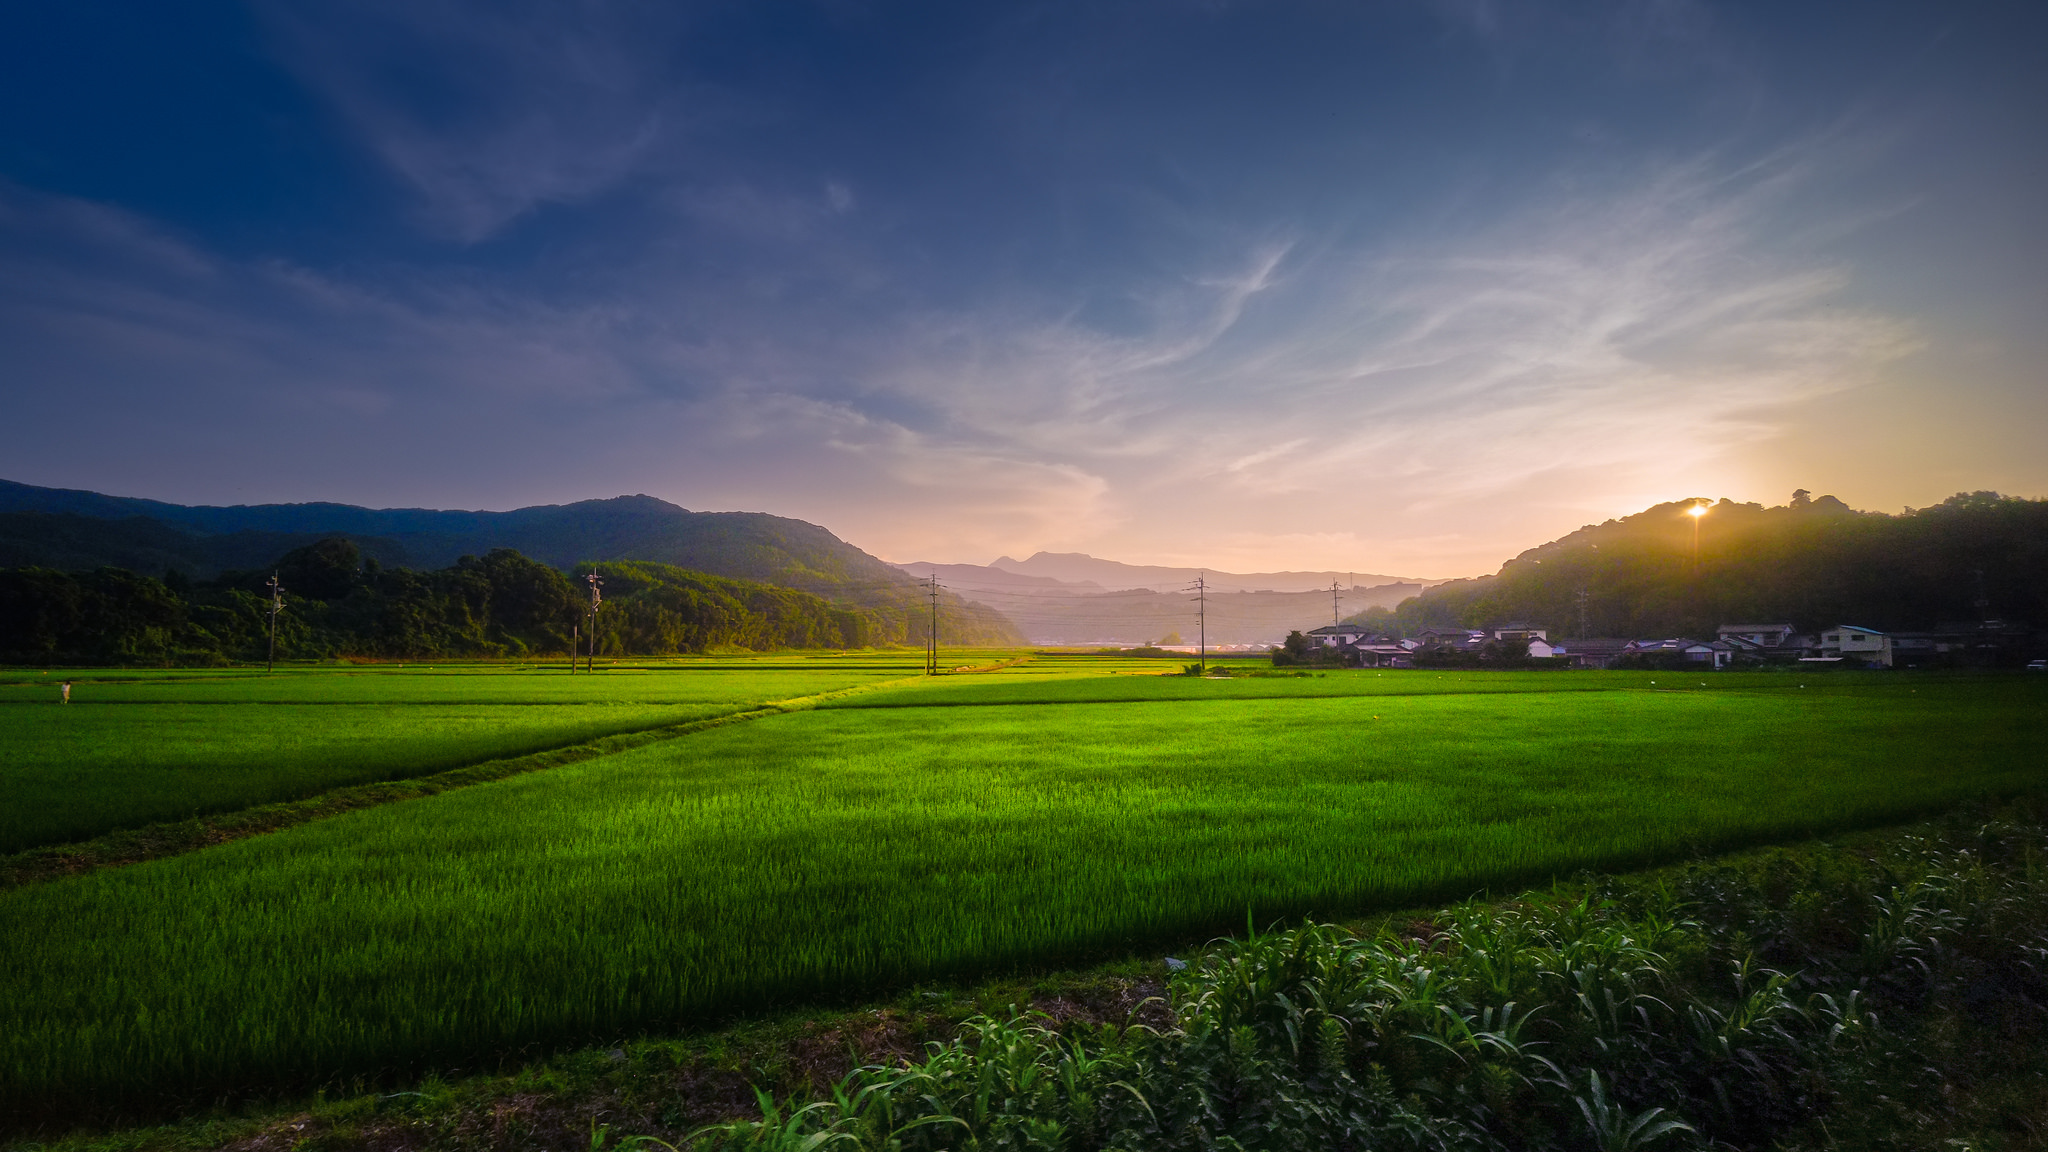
[1186,573,1207,673]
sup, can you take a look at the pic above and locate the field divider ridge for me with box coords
[0,673,931,891]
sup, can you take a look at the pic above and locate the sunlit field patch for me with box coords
[0,661,918,851]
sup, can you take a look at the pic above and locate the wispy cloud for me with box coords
[259,1,700,242]
[810,146,1919,567]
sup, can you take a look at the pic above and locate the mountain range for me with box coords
[885,556,1441,646]
[899,552,1434,593]
[0,479,1021,646]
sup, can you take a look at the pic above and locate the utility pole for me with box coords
[584,573,603,673]
[265,573,284,672]
[570,624,578,673]
[1575,588,1591,639]
[1329,579,1342,627]
[1186,574,1207,674]
[926,572,940,675]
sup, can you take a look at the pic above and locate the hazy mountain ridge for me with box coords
[978,551,1437,593]
[0,480,1023,646]
[889,557,1431,645]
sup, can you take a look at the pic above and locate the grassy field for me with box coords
[0,663,919,851]
[0,664,2039,1112]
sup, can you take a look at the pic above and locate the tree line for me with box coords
[0,538,915,664]
[1351,491,2048,640]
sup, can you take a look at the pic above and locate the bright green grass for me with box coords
[0,667,911,705]
[0,702,743,852]
[2,678,2038,1108]
[824,666,1923,707]
[0,666,917,850]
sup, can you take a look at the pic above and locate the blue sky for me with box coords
[1,1,2042,575]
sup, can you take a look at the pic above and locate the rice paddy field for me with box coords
[0,654,2041,1114]
[0,660,916,851]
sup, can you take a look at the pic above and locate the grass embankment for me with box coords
[0,674,2037,1113]
[0,667,910,851]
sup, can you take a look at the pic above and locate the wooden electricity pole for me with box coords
[926,573,939,675]
[584,573,603,673]
[265,573,284,672]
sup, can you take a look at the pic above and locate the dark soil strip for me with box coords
[0,675,932,891]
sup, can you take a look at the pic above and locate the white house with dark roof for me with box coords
[1304,624,1370,648]
[1716,623,1797,648]
[1821,625,1892,667]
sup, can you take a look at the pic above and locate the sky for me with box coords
[1,1,2043,577]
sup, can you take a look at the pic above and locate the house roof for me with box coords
[1550,637,1633,652]
[1716,623,1794,632]
[1831,625,1886,635]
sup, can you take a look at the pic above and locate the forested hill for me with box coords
[1355,491,2048,638]
[0,539,993,664]
[0,480,1023,647]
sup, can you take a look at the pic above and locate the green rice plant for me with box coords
[0,665,913,849]
[0,679,2038,1112]
[822,667,1960,709]
[0,701,742,850]
[0,665,910,706]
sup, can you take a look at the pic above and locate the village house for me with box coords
[1716,623,1798,648]
[1303,624,1371,648]
[1544,638,1634,668]
[1412,626,1487,649]
[1820,625,1892,667]
[1622,637,1738,669]
[1889,631,1964,667]
[1345,636,1416,667]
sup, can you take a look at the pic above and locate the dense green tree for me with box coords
[1,542,899,664]
[1353,492,2048,641]
[0,567,188,664]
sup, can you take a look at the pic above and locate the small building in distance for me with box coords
[1821,625,1892,667]
[1304,624,1371,649]
[1538,638,1633,668]
[1344,636,1416,668]
[1716,623,1798,649]
[1623,637,1737,669]
[1888,630,1965,668]
[1492,621,1548,641]
[1412,626,1487,649]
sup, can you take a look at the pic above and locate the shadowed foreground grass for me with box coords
[0,677,2038,1113]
